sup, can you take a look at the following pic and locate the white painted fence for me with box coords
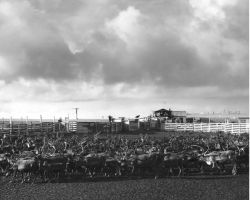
[161,123,249,134]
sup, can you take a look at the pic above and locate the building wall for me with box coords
[238,118,249,123]
[129,121,140,131]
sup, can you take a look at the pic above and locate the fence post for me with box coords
[9,117,12,136]
[30,122,32,135]
[59,121,61,133]
[95,122,98,133]
[40,115,43,135]
[53,116,55,133]
[239,122,241,134]
[1,118,3,134]
[46,121,49,134]
[18,123,20,136]
[26,117,29,136]
[65,116,69,133]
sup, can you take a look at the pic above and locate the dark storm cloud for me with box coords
[223,0,249,42]
[71,30,248,90]
[23,41,76,81]
[27,0,83,15]
[0,0,248,102]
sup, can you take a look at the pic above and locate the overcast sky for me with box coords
[0,0,248,119]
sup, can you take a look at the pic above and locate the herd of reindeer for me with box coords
[0,131,249,183]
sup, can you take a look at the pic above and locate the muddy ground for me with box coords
[0,174,248,200]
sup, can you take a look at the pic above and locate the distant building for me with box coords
[68,119,109,134]
[171,111,187,123]
[153,109,170,118]
[128,120,140,131]
[238,117,249,123]
[153,108,186,123]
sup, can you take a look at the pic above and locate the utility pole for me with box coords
[73,108,79,120]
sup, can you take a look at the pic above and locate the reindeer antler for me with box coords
[48,142,56,154]
[203,143,210,155]
[190,144,205,152]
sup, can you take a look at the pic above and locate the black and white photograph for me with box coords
[0,0,249,199]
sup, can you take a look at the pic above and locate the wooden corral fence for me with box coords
[161,122,249,134]
[67,121,123,134]
[1,119,249,136]
[0,119,64,136]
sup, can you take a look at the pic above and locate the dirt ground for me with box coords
[0,174,248,200]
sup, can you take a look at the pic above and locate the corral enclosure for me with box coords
[0,119,63,136]
[0,118,249,136]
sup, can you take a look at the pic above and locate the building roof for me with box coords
[238,117,249,119]
[70,119,109,123]
[171,111,186,117]
[154,108,169,113]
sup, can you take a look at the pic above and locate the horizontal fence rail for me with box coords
[162,123,249,134]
